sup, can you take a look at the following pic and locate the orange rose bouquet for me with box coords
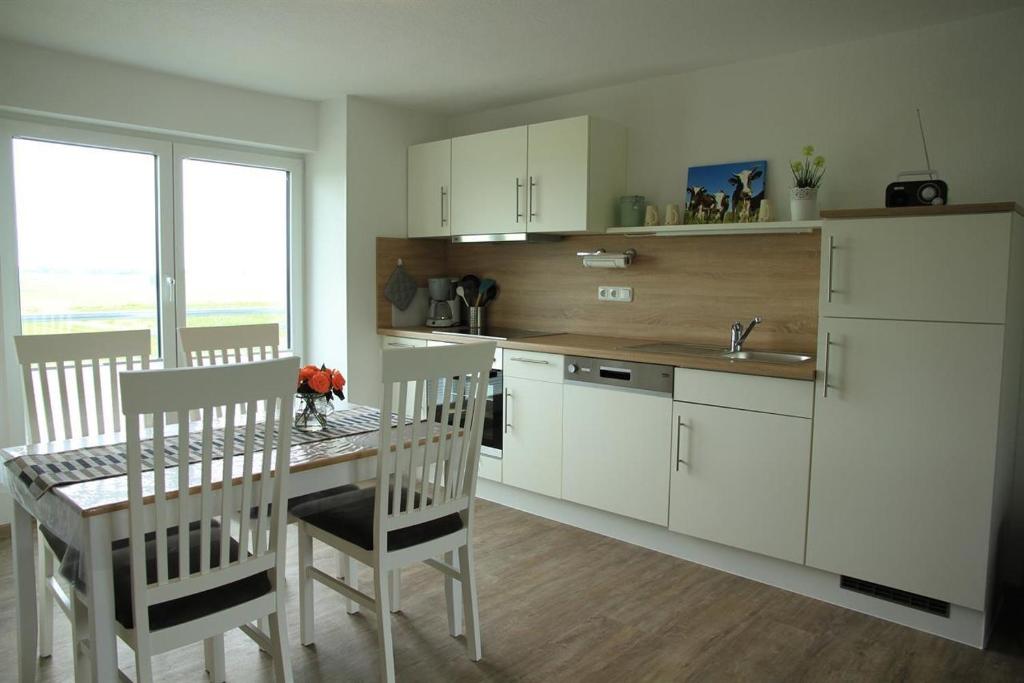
[297,363,346,401]
[295,363,346,431]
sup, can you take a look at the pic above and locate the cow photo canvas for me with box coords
[685,160,767,224]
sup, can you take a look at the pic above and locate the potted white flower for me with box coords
[790,145,825,221]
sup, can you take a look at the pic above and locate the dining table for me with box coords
[2,401,458,683]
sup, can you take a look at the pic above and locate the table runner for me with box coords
[6,405,401,499]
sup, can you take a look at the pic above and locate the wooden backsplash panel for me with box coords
[376,238,447,328]
[377,232,821,353]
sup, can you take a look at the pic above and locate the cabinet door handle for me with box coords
[821,332,832,398]
[826,235,836,303]
[529,176,537,220]
[515,178,523,223]
[675,416,689,470]
[509,357,549,365]
[440,186,447,226]
[504,389,512,433]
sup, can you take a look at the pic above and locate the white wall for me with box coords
[304,99,349,370]
[0,38,318,152]
[344,96,447,405]
[449,8,1024,214]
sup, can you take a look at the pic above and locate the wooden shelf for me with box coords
[605,220,821,237]
[820,202,1023,220]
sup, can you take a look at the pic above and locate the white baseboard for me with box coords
[477,479,988,649]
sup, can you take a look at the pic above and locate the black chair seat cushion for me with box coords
[249,483,361,519]
[289,486,464,552]
[111,520,272,631]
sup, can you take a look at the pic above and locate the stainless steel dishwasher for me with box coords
[561,356,674,526]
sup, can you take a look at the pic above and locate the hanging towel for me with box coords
[383,261,418,311]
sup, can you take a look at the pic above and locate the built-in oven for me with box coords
[480,362,503,459]
[431,350,503,459]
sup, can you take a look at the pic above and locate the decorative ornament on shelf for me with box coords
[790,145,825,221]
[295,364,346,431]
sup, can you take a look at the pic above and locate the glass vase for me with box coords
[294,393,334,431]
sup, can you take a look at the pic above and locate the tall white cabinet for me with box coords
[807,209,1024,634]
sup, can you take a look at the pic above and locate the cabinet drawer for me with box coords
[821,214,1011,323]
[502,350,563,382]
[381,335,428,350]
[674,368,812,418]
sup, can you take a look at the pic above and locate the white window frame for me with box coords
[172,143,304,362]
[0,118,305,447]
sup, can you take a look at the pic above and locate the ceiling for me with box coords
[0,0,1020,114]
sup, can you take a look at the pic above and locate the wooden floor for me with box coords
[4,499,1024,682]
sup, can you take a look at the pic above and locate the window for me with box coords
[0,121,304,443]
[12,138,163,356]
[180,158,291,349]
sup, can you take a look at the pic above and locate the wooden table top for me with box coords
[0,404,440,518]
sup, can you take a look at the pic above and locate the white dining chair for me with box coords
[13,329,151,679]
[69,356,299,682]
[289,342,495,683]
[179,321,362,624]
[178,322,281,367]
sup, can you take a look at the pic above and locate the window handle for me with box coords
[165,276,176,303]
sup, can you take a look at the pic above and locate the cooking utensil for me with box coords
[456,285,470,308]
[476,278,496,305]
[459,275,480,308]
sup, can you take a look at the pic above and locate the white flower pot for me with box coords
[790,187,819,221]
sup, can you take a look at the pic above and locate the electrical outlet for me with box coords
[598,286,633,302]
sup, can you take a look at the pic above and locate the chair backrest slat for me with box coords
[119,357,297,629]
[375,343,493,543]
[14,330,151,444]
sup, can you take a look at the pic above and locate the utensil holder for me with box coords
[468,306,484,331]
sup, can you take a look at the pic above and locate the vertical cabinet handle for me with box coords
[821,332,832,398]
[826,235,836,303]
[515,178,523,223]
[675,416,689,470]
[440,186,447,226]
[528,176,537,220]
[504,389,512,433]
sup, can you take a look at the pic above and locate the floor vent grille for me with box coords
[840,575,950,618]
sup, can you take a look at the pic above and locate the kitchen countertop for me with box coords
[379,327,817,381]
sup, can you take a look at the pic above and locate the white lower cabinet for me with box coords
[561,383,672,525]
[502,375,563,498]
[668,401,812,564]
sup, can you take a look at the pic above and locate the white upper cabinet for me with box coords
[820,214,1011,323]
[416,115,627,238]
[524,116,625,233]
[407,139,452,238]
[451,126,528,236]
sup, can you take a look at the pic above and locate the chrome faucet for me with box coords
[730,316,763,352]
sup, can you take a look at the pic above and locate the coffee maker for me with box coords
[426,277,461,328]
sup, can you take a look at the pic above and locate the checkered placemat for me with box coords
[6,405,400,499]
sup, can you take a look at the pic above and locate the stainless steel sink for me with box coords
[624,342,727,357]
[722,350,812,364]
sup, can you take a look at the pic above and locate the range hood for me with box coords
[451,232,562,244]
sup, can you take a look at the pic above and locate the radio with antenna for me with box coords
[885,108,949,207]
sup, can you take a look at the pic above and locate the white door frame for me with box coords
[172,143,304,363]
[0,119,174,446]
